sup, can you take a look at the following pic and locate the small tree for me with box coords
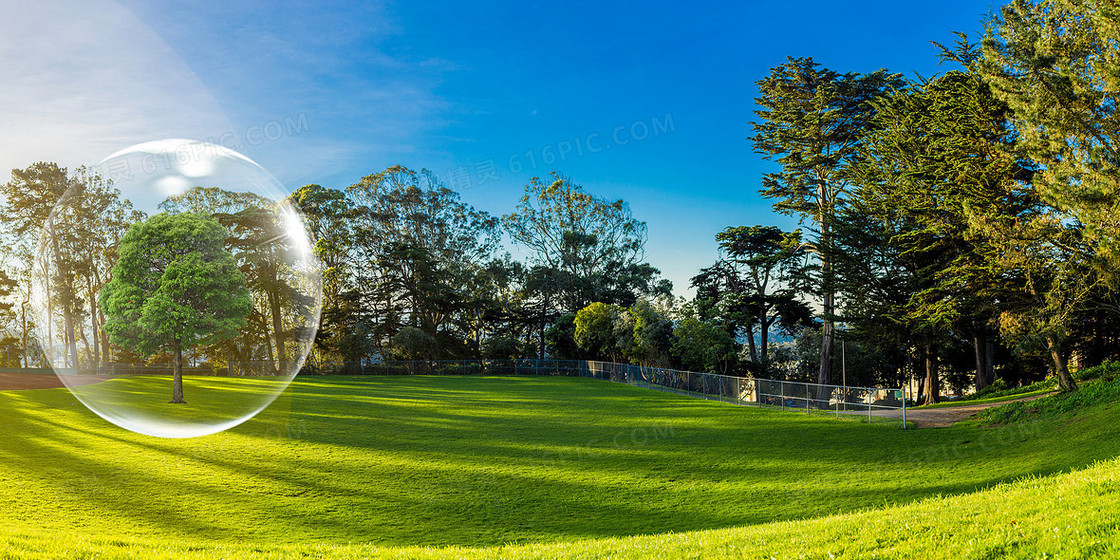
[390,326,439,361]
[672,315,738,375]
[574,302,630,362]
[626,300,674,367]
[100,213,251,404]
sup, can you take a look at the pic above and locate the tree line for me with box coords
[1,0,1117,406]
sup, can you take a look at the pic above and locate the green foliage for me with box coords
[347,165,501,356]
[288,184,364,363]
[624,300,673,367]
[949,377,1056,404]
[769,328,898,387]
[692,225,812,373]
[389,326,438,361]
[750,57,903,222]
[981,0,1120,264]
[481,335,532,360]
[503,172,669,312]
[100,213,251,359]
[1074,359,1120,382]
[16,163,140,369]
[572,300,673,366]
[671,315,738,375]
[573,302,629,362]
[544,313,582,359]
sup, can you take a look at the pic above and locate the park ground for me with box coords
[0,370,1119,558]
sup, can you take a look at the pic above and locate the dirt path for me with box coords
[0,372,115,391]
[869,392,1055,428]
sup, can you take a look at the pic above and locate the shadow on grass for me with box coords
[1,375,1119,547]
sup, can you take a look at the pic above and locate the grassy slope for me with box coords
[1,375,1119,558]
[915,388,1054,409]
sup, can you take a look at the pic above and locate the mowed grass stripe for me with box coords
[0,375,1117,554]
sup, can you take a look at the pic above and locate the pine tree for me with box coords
[749,57,902,388]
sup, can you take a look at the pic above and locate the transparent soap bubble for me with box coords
[31,139,322,438]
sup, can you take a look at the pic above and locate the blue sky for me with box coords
[2,0,1000,297]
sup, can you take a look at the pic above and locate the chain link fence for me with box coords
[307,359,907,426]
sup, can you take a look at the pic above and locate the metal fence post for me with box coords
[901,388,907,429]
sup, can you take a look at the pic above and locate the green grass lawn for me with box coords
[2,374,1120,558]
[915,388,1055,409]
[66,375,293,437]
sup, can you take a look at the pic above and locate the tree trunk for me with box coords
[916,372,925,406]
[171,340,186,404]
[985,338,995,387]
[760,317,771,367]
[20,303,28,368]
[746,325,758,363]
[973,335,988,391]
[99,306,111,367]
[1045,335,1078,392]
[89,283,99,372]
[48,220,79,369]
[818,200,834,387]
[539,320,546,360]
[922,344,939,405]
[262,315,276,369]
[269,289,285,374]
[94,268,111,367]
[819,295,834,386]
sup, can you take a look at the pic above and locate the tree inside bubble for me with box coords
[100,212,252,404]
[31,140,322,438]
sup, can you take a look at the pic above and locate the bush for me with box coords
[1073,360,1120,382]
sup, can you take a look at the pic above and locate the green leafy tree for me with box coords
[347,165,500,357]
[574,302,630,362]
[624,300,674,367]
[288,184,365,368]
[544,313,583,360]
[389,326,439,374]
[671,313,738,375]
[843,67,1030,401]
[159,186,312,372]
[482,335,532,360]
[390,326,439,360]
[750,56,903,388]
[503,172,670,313]
[981,0,1120,261]
[100,213,251,403]
[848,38,1085,394]
[11,163,139,369]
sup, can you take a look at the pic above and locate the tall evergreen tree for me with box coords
[749,57,903,387]
[981,0,1120,263]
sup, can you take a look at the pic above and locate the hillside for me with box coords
[0,374,1118,558]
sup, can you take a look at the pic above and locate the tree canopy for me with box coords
[100,212,251,403]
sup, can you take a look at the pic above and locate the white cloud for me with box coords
[0,0,235,178]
